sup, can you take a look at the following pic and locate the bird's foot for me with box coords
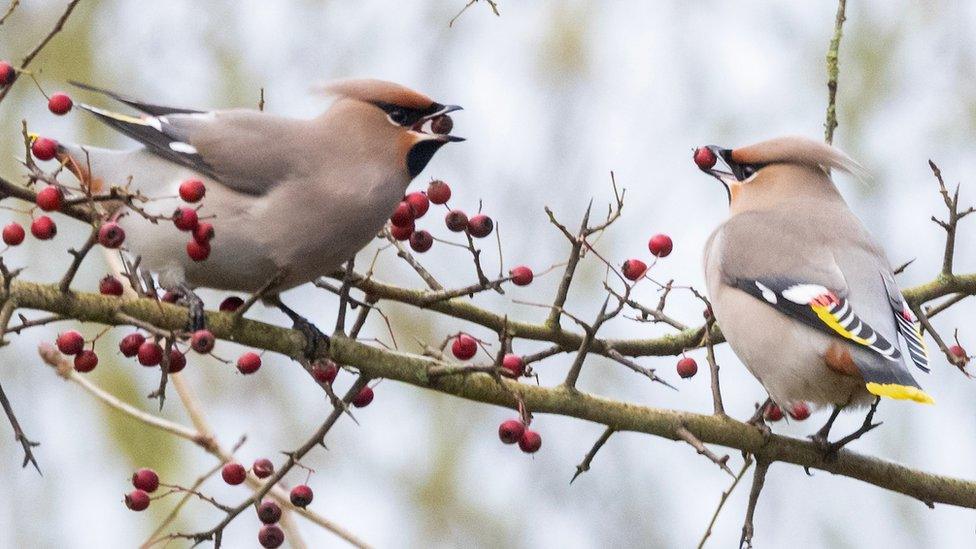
[809,398,882,460]
[177,284,206,332]
[746,398,773,439]
[271,297,329,360]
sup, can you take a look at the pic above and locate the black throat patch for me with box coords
[407,140,447,178]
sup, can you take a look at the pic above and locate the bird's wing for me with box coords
[880,273,931,373]
[77,103,308,196]
[70,81,205,116]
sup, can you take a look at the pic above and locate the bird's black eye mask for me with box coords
[374,101,445,127]
[713,148,767,182]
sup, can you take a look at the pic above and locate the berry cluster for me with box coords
[389,180,497,254]
[173,179,214,261]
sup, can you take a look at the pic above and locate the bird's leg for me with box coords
[267,295,329,360]
[746,398,773,437]
[176,283,206,332]
[809,404,844,450]
[820,397,883,458]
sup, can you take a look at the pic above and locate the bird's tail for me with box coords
[854,353,934,404]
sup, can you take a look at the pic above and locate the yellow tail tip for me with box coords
[865,382,935,404]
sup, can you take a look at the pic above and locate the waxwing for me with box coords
[696,136,931,445]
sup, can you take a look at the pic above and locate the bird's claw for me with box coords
[293,316,330,361]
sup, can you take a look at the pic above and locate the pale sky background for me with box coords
[0,1,974,547]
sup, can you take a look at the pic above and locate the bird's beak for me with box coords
[700,146,740,186]
[411,104,465,142]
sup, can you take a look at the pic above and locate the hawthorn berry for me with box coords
[693,147,717,170]
[467,214,494,238]
[166,349,187,373]
[119,333,146,357]
[289,484,313,507]
[99,275,124,296]
[390,201,414,228]
[30,215,56,240]
[160,291,180,304]
[257,500,282,524]
[98,221,126,248]
[48,92,73,115]
[74,350,98,373]
[219,296,244,312]
[186,239,210,261]
[178,179,206,203]
[352,386,374,408]
[172,207,199,231]
[0,61,13,86]
[445,210,468,232]
[648,234,673,258]
[426,180,451,204]
[501,353,524,378]
[132,468,159,493]
[763,403,784,422]
[949,345,968,360]
[221,462,247,485]
[509,266,533,286]
[676,357,698,378]
[451,334,478,360]
[622,259,647,281]
[518,429,542,453]
[252,458,274,479]
[137,341,164,366]
[31,137,58,161]
[56,330,85,355]
[405,191,429,218]
[431,114,453,135]
[789,402,811,421]
[258,524,285,548]
[311,360,339,384]
[2,222,25,246]
[190,329,215,354]
[192,222,214,244]
[390,223,414,241]
[409,229,433,253]
[498,419,525,444]
[125,490,150,512]
[35,186,63,211]
[237,352,262,374]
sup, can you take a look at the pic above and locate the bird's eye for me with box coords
[388,109,408,125]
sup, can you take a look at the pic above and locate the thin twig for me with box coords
[0,376,40,472]
[698,455,754,549]
[823,0,847,144]
[676,425,733,476]
[740,459,771,549]
[570,427,615,483]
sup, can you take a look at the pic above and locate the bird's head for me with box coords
[692,136,865,208]
[319,78,463,178]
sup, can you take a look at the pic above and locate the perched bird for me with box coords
[53,79,463,345]
[697,136,931,447]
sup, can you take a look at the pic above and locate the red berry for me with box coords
[190,329,215,354]
[677,357,698,378]
[252,458,274,479]
[501,353,524,378]
[258,524,285,548]
[30,215,56,239]
[98,221,126,248]
[35,186,63,211]
[160,291,180,303]
[178,179,206,203]
[172,207,199,231]
[192,222,214,244]
[648,234,673,258]
[56,330,85,355]
[509,266,533,286]
[352,386,374,408]
[186,239,210,261]
[221,462,247,485]
[763,403,784,422]
[137,341,164,366]
[119,333,145,357]
[430,115,454,135]
[311,360,339,384]
[426,180,451,204]
[622,259,647,281]
[409,229,433,253]
[405,191,429,218]
[257,500,282,524]
[74,350,98,372]
[132,468,159,493]
[289,484,313,507]
[219,296,244,312]
[390,201,414,228]
[47,92,73,115]
[99,275,124,296]
[31,137,58,161]
[0,61,13,86]
[498,419,525,444]
[390,222,414,241]
[237,352,262,374]
[2,222,25,246]
[444,209,468,232]
[949,345,968,359]
[518,429,542,453]
[467,214,494,238]
[451,334,478,360]
[789,402,811,421]
[693,147,717,170]
[166,349,187,373]
[124,490,150,512]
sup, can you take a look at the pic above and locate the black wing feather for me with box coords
[69,81,204,117]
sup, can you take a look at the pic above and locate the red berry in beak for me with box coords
[467,214,494,238]
[509,266,533,286]
[56,330,85,355]
[98,221,126,248]
[74,349,98,372]
[518,429,542,453]
[648,234,673,257]
[35,186,63,211]
[31,137,58,161]
[99,275,124,296]
[445,210,468,232]
[621,259,647,281]
[431,114,454,135]
[498,419,525,444]
[405,191,430,218]
[178,179,206,202]
[30,215,57,240]
[2,222,25,246]
[352,386,375,408]
[501,353,525,378]
[676,357,698,378]
[221,462,246,485]
[390,201,415,228]
[48,92,73,115]
[426,180,451,204]
[132,468,159,493]
[451,334,478,360]
[693,147,717,170]
[119,333,146,357]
